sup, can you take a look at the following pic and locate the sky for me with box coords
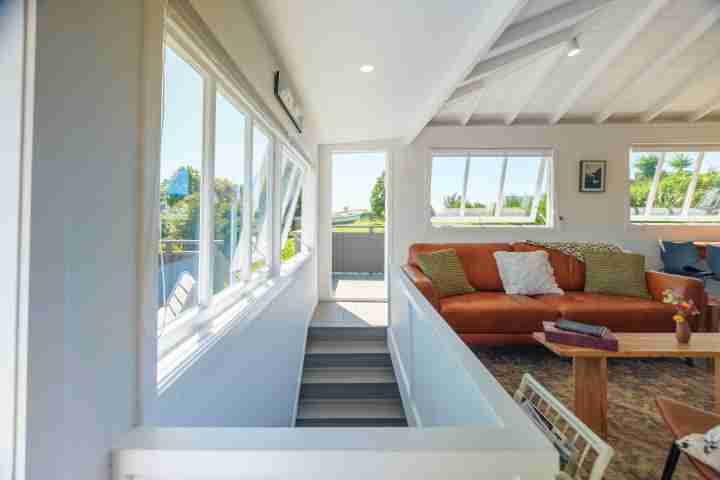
[629,151,720,179]
[161,47,271,188]
[332,152,385,213]
[430,155,544,212]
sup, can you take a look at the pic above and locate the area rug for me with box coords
[473,346,713,480]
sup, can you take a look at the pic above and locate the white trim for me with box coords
[387,329,421,428]
[682,152,705,216]
[289,296,316,427]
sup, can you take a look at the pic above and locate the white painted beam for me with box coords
[596,4,720,124]
[505,43,570,125]
[404,0,528,143]
[549,0,671,125]
[489,0,616,59]
[642,56,720,122]
[459,90,489,126]
[445,79,486,107]
[461,27,574,86]
[689,93,720,122]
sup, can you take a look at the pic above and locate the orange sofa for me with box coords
[402,242,707,346]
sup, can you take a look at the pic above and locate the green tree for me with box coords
[634,155,659,179]
[670,153,693,173]
[442,193,486,209]
[629,179,651,214]
[370,171,385,219]
[655,172,691,214]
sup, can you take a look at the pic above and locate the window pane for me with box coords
[650,152,698,218]
[629,152,658,217]
[251,125,271,275]
[465,156,503,217]
[280,154,304,264]
[430,156,466,221]
[501,156,542,218]
[689,152,720,217]
[158,46,203,329]
[212,92,247,295]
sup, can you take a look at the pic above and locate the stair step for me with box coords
[309,325,387,339]
[304,338,391,367]
[296,399,406,427]
[301,368,399,399]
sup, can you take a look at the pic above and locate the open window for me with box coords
[430,149,552,227]
[629,146,720,224]
[279,147,306,266]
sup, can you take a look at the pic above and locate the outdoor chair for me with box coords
[514,374,614,480]
[659,240,712,280]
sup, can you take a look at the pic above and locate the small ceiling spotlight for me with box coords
[359,64,375,73]
[567,37,582,57]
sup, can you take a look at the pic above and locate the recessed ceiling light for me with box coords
[567,37,582,57]
[360,64,375,73]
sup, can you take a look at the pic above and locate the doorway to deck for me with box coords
[330,151,388,302]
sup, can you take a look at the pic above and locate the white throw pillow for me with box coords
[493,251,564,296]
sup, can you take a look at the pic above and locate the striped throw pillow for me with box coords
[584,251,651,299]
[416,249,476,298]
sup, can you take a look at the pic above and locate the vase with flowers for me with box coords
[662,289,700,344]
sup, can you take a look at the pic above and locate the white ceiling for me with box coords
[252,0,720,144]
[250,0,524,144]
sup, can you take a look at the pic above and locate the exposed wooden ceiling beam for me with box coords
[461,27,574,86]
[642,56,720,122]
[505,43,570,125]
[489,0,616,59]
[460,90,491,126]
[689,94,720,122]
[596,4,720,124]
[404,0,528,143]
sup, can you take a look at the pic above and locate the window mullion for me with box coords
[460,155,470,217]
[681,152,704,217]
[198,78,216,308]
[529,157,547,222]
[241,117,253,282]
[494,156,508,217]
[644,153,665,217]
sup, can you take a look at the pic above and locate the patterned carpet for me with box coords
[473,345,714,480]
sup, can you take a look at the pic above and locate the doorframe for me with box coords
[319,146,393,305]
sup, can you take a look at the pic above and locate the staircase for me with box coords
[295,321,407,427]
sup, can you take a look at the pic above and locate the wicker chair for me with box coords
[514,374,614,480]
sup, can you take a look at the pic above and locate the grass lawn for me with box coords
[333,217,385,233]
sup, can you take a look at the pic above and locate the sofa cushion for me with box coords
[584,251,652,299]
[439,292,559,334]
[512,242,585,291]
[535,292,677,332]
[415,249,476,298]
[409,243,512,291]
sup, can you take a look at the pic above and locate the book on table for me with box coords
[543,320,619,352]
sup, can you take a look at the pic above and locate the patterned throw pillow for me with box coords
[416,249,476,298]
[584,251,651,299]
[493,251,564,295]
[524,240,624,262]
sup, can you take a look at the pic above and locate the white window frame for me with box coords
[629,145,720,225]
[278,147,308,267]
[149,10,314,393]
[428,148,554,228]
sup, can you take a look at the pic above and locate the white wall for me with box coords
[153,262,315,426]
[24,2,142,479]
[0,1,28,478]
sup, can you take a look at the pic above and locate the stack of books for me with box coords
[543,319,618,352]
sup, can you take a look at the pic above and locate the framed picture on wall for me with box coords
[579,160,606,193]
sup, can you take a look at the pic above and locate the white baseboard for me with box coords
[387,328,421,427]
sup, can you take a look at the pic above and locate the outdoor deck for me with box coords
[331,273,386,300]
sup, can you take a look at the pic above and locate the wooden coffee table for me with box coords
[533,332,720,440]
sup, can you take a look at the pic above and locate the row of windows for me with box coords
[157,41,307,352]
[429,147,720,227]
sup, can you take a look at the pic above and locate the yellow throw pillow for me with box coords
[416,249,476,298]
[584,251,651,299]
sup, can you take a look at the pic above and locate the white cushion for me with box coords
[493,251,564,296]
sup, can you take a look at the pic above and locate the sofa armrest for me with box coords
[646,270,707,330]
[401,264,440,312]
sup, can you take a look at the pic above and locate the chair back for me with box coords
[514,374,614,480]
[707,245,720,279]
[660,241,700,275]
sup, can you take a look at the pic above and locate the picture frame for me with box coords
[579,160,606,193]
